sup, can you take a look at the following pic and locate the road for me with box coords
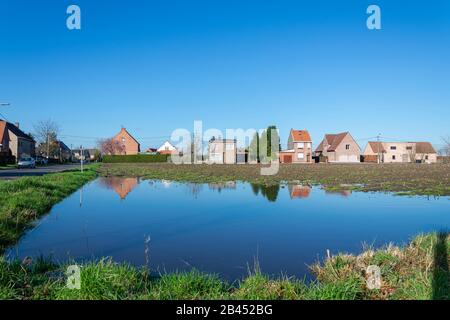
[0,164,82,180]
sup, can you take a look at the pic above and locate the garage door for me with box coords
[339,155,359,162]
[283,155,292,163]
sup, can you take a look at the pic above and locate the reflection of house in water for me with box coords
[208,181,237,192]
[325,189,352,197]
[161,180,173,188]
[99,177,140,200]
[288,185,312,199]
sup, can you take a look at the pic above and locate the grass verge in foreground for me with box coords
[98,163,450,196]
[1,233,448,300]
[0,165,98,252]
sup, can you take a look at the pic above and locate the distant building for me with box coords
[157,141,178,155]
[208,138,237,164]
[56,140,72,162]
[0,120,35,161]
[72,149,90,162]
[363,141,437,164]
[315,132,360,163]
[280,129,313,163]
[112,127,140,155]
[145,147,158,154]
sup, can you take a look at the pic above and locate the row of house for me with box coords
[284,129,437,164]
[205,129,437,164]
[108,127,438,164]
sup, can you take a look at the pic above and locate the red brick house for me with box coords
[280,129,313,163]
[112,127,140,155]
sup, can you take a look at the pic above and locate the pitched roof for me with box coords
[114,127,140,145]
[414,142,436,154]
[57,140,71,151]
[315,132,350,152]
[291,129,311,142]
[4,121,34,141]
[327,132,349,151]
[368,141,386,153]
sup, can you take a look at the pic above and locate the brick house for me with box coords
[363,141,437,164]
[280,129,313,163]
[112,127,140,155]
[315,132,361,163]
[0,121,10,154]
[1,120,35,161]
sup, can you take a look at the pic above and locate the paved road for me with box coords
[0,164,82,180]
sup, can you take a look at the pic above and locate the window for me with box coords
[425,155,429,160]
[122,138,125,144]
[406,146,412,150]
[226,144,234,151]
[297,142,304,148]
[392,155,396,160]
[345,144,350,150]
[297,153,304,159]
[390,146,397,150]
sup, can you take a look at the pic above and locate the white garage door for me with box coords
[339,155,359,162]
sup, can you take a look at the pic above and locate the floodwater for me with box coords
[6,177,450,280]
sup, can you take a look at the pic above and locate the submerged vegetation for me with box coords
[1,233,448,300]
[98,163,450,196]
[0,165,98,252]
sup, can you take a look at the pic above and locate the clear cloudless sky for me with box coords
[0,0,449,150]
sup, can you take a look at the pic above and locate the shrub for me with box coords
[102,154,169,163]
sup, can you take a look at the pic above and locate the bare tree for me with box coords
[98,138,125,155]
[33,119,60,158]
[441,136,450,156]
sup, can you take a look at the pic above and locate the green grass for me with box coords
[0,165,98,252]
[0,233,448,300]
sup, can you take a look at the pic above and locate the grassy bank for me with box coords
[98,163,450,196]
[0,166,98,252]
[1,233,448,300]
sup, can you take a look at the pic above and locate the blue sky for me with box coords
[0,0,449,150]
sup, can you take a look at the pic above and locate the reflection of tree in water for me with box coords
[250,183,280,202]
[251,183,260,196]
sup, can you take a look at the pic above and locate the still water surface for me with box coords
[7,177,450,280]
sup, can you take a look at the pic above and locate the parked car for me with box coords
[18,157,36,169]
[35,156,48,165]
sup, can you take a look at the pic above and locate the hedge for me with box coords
[102,154,169,163]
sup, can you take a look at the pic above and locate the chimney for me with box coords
[15,122,19,128]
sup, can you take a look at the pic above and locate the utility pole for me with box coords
[377,133,381,164]
[47,133,50,160]
[80,145,84,172]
